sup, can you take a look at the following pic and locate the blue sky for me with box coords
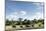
[6,0,44,20]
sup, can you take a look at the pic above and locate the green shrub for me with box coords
[20,26,23,28]
[26,25,30,27]
[12,25,16,28]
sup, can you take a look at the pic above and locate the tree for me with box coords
[16,21,20,25]
[5,19,12,25]
[18,18,23,25]
[38,19,44,24]
[22,19,27,25]
[32,19,38,24]
[26,20,31,25]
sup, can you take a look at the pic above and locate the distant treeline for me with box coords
[5,18,44,25]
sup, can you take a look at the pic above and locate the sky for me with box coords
[5,0,44,20]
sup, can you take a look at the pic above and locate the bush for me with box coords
[12,25,16,28]
[20,26,23,28]
[26,25,30,27]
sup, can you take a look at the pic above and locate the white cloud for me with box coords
[32,3,44,7]
[6,10,27,20]
[32,12,43,19]
[6,11,43,20]
[6,11,19,20]
[11,12,18,15]
[6,14,18,20]
[26,12,43,20]
[32,3,40,6]
[20,11,26,15]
